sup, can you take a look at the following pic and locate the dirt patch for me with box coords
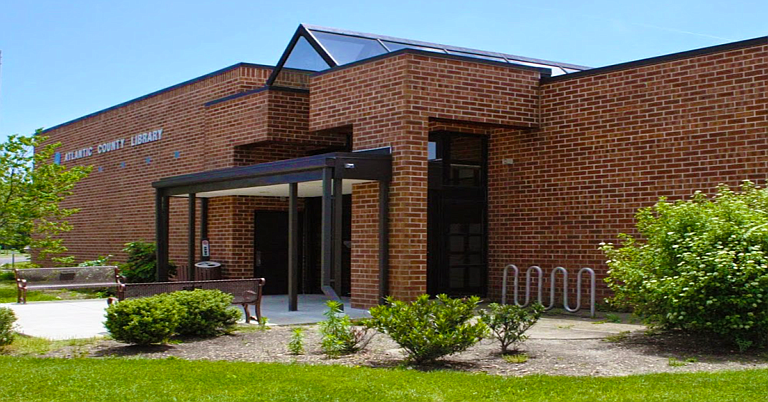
[40,315,768,377]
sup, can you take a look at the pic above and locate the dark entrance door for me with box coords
[427,132,488,296]
[254,211,290,295]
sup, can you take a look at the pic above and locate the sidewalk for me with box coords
[2,294,371,340]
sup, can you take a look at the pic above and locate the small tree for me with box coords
[0,130,90,262]
[120,241,176,283]
[319,300,373,358]
[602,181,768,350]
[479,303,544,354]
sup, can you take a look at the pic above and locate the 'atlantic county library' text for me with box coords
[60,129,163,163]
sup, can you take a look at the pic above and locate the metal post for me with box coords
[332,177,343,295]
[200,197,209,261]
[155,190,170,281]
[188,193,196,281]
[288,182,299,311]
[320,167,342,306]
[378,180,390,304]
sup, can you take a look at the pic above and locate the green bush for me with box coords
[367,294,487,364]
[0,307,16,346]
[105,294,182,345]
[319,300,372,358]
[479,303,543,354]
[601,181,768,350]
[120,241,176,283]
[78,255,113,267]
[172,289,240,337]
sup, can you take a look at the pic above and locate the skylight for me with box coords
[267,24,589,86]
[283,36,331,71]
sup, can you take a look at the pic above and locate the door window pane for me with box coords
[449,235,465,252]
[450,267,465,288]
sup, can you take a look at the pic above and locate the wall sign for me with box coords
[59,129,163,163]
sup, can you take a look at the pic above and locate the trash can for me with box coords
[194,261,222,280]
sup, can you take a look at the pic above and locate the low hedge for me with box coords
[173,289,240,337]
[105,289,240,345]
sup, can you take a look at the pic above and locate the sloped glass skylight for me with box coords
[382,41,446,54]
[283,36,331,71]
[267,24,589,86]
[311,31,387,65]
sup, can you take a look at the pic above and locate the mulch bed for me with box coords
[42,322,768,377]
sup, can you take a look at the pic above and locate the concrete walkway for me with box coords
[2,294,370,340]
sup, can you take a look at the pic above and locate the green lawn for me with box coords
[0,280,105,303]
[0,357,766,402]
[0,282,60,303]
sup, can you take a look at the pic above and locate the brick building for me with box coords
[38,25,768,308]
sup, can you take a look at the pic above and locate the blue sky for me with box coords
[0,0,765,141]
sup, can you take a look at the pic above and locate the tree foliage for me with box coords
[602,181,768,350]
[0,130,90,259]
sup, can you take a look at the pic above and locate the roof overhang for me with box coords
[152,151,391,197]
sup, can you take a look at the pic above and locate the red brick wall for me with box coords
[310,52,542,307]
[487,43,768,303]
[36,65,272,267]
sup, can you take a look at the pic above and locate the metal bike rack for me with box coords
[501,264,596,317]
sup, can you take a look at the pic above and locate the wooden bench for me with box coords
[14,266,124,304]
[121,278,266,324]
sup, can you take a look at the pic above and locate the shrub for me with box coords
[319,300,372,358]
[120,241,176,283]
[367,294,487,364]
[105,294,182,345]
[479,302,544,354]
[288,327,305,355]
[601,181,768,350]
[0,307,16,346]
[172,289,240,337]
[78,255,113,267]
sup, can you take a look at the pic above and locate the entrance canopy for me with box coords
[153,151,391,197]
[152,150,392,311]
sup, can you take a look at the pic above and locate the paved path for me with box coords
[0,254,29,267]
[2,294,371,340]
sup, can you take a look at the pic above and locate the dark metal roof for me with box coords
[153,151,392,196]
[542,35,768,84]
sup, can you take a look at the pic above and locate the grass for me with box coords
[503,353,529,364]
[0,279,105,304]
[604,331,631,343]
[0,282,61,303]
[0,357,766,401]
[668,357,699,367]
[2,335,104,356]
[593,313,623,325]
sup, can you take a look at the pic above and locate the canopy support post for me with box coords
[155,190,170,282]
[188,193,196,281]
[378,180,390,304]
[321,167,342,307]
[288,182,299,311]
[333,177,343,296]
